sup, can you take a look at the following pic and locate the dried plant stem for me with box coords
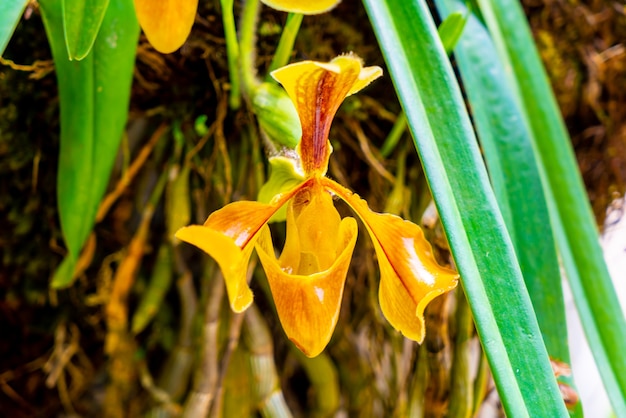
[155,269,197,401]
[424,293,453,418]
[408,343,428,417]
[211,260,254,417]
[97,123,167,222]
[448,290,474,418]
[104,168,168,418]
[183,267,223,418]
[243,305,293,418]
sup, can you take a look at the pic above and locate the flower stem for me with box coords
[380,111,407,157]
[239,0,261,96]
[220,0,241,109]
[266,13,303,78]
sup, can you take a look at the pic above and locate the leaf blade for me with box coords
[476,0,626,414]
[61,0,110,60]
[40,0,139,287]
[363,0,568,415]
[0,0,29,56]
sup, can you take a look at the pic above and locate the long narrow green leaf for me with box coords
[363,0,568,416]
[0,0,29,56]
[476,0,626,415]
[61,0,110,60]
[40,0,139,287]
[435,0,581,414]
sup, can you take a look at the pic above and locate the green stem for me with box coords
[380,111,407,157]
[220,0,241,109]
[239,0,261,96]
[266,13,303,77]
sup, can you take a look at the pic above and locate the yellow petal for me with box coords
[260,0,341,14]
[347,64,384,96]
[176,222,254,312]
[290,180,342,273]
[256,217,358,357]
[322,178,459,342]
[271,54,382,175]
[175,181,307,312]
[134,0,198,53]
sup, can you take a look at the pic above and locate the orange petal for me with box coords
[322,178,458,342]
[256,216,358,357]
[134,0,198,53]
[175,181,307,312]
[260,0,341,14]
[271,54,382,175]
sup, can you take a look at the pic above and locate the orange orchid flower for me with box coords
[260,0,341,14]
[176,54,459,357]
[134,0,198,53]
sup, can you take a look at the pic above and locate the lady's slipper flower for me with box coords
[134,0,198,53]
[176,54,458,357]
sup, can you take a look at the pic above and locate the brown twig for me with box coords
[96,123,167,222]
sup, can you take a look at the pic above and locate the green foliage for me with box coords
[363,0,568,415]
[477,0,626,414]
[435,0,581,413]
[40,0,139,287]
[2,0,622,416]
[61,0,110,60]
[252,82,302,149]
[437,10,467,54]
[0,0,28,56]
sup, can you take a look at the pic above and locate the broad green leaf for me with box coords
[0,0,29,56]
[40,0,139,287]
[477,0,626,415]
[62,0,110,60]
[435,0,580,413]
[363,0,568,415]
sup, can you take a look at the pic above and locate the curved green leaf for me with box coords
[40,0,139,287]
[363,0,568,415]
[476,0,626,415]
[0,0,29,56]
[61,0,110,60]
[435,0,580,413]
